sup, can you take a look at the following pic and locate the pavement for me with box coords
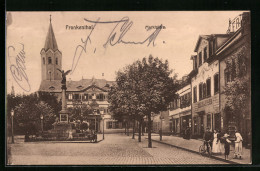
[7,134,230,165]
[146,133,251,165]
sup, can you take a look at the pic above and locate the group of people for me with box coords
[204,127,243,160]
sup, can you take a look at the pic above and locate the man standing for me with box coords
[203,127,213,152]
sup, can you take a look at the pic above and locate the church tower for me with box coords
[40,15,62,81]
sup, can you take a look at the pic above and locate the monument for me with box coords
[57,69,71,122]
[52,69,72,131]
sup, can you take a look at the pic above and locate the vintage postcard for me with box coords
[6,11,251,165]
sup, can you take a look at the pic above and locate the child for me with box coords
[223,133,231,160]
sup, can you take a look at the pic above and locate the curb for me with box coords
[147,138,243,165]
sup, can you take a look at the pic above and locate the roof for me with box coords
[194,35,211,52]
[38,78,115,93]
[44,21,58,51]
[194,34,231,52]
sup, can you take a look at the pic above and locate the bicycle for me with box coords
[199,140,212,157]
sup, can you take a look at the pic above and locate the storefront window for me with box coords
[107,121,113,129]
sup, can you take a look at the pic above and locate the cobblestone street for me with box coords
[8,134,230,165]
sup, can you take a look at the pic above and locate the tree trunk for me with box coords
[132,119,135,139]
[138,119,142,142]
[127,121,129,136]
[125,122,127,135]
[148,113,152,148]
[141,119,144,136]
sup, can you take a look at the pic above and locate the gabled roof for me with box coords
[194,35,211,52]
[44,21,59,51]
[38,78,115,93]
[194,34,231,52]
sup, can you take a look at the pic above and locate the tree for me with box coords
[7,92,58,134]
[14,97,54,134]
[109,55,178,147]
[224,44,250,142]
[38,91,62,115]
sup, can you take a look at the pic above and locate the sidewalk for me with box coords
[146,134,251,164]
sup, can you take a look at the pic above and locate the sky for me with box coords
[6,11,246,94]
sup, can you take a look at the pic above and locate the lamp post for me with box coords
[100,110,105,140]
[11,109,14,143]
[40,114,43,133]
[93,109,98,143]
[93,109,97,132]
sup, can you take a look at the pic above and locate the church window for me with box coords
[56,58,58,65]
[43,57,45,65]
[48,57,52,64]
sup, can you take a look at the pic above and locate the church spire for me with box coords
[44,15,58,51]
[11,83,15,96]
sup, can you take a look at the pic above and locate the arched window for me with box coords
[43,57,45,65]
[56,58,58,65]
[48,57,52,64]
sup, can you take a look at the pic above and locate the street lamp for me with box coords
[11,109,14,143]
[100,110,105,140]
[40,114,44,133]
[93,109,98,142]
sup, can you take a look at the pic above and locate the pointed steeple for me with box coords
[11,83,15,96]
[44,15,58,51]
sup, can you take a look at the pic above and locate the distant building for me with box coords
[169,76,191,136]
[38,17,123,132]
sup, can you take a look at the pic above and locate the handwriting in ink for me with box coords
[8,43,31,92]
[84,16,162,48]
[70,19,98,74]
[71,16,163,73]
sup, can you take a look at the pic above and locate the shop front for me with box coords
[192,94,219,138]
[180,112,191,136]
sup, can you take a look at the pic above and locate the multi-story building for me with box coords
[169,76,191,136]
[190,34,232,138]
[217,12,251,145]
[38,17,123,133]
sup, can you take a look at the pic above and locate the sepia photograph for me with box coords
[6,11,251,165]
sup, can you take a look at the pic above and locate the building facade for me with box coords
[169,77,192,136]
[38,17,123,133]
[217,12,251,145]
[190,34,231,138]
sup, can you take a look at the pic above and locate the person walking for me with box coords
[234,131,243,159]
[212,129,221,154]
[223,133,231,160]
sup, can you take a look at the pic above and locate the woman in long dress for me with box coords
[212,129,221,154]
[234,131,243,159]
